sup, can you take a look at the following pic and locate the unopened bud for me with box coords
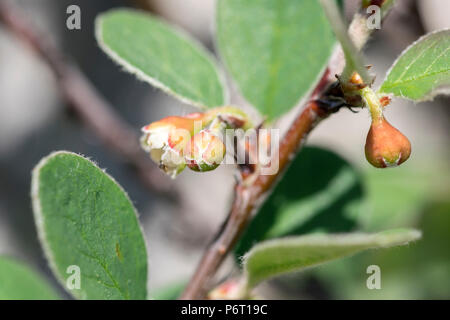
[208,279,247,300]
[141,115,201,178]
[350,71,364,86]
[205,106,253,130]
[365,117,411,168]
[187,130,226,172]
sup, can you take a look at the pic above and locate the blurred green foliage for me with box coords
[314,200,450,299]
[274,162,450,299]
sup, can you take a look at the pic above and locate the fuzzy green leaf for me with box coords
[243,229,421,288]
[217,0,335,119]
[361,167,433,230]
[0,256,59,300]
[151,281,186,300]
[235,147,365,259]
[31,151,148,300]
[379,29,450,101]
[96,9,226,108]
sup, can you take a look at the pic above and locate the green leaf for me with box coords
[0,256,59,300]
[31,151,148,300]
[361,167,432,231]
[235,147,365,259]
[243,229,421,288]
[96,9,226,108]
[151,281,186,300]
[315,200,450,299]
[217,0,335,119]
[379,29,450,101]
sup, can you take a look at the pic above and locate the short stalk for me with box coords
[361,86,384,122]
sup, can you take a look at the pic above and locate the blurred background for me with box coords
[0,0,448,299]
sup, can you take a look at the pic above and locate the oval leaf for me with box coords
[96,9,226,108]
[379,29,450,101]
[243,229,421,288]
[217,0,335,119]
[0,256,59,300]
[235,147,365,259]
[31,151,148,300]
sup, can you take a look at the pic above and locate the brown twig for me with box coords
[181,75,332,300]
[0,1,174,196]
[181,1,397,299]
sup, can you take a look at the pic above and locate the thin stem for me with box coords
[379,0,396,19]
[182,1,397,300]
[350,0,396,50]
[181,89,332,300]
[361,87,383,121]
[319,0,371,84]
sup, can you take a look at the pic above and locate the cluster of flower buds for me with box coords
[362,87,411,168]
[140,106,252,178]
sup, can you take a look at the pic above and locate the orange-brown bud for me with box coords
[350,71,364,86]
[365,117,411,168]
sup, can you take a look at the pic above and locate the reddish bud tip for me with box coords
[208,279,245,300]
[365,117,411,168]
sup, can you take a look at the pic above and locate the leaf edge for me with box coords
[242,229,422,288]
[215,0,336,120]
[95,8,229,109]
[31,150,149,300]
[378,28,450,102]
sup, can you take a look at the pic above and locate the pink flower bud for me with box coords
[208,279,246,300]
[141,115,202,178]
